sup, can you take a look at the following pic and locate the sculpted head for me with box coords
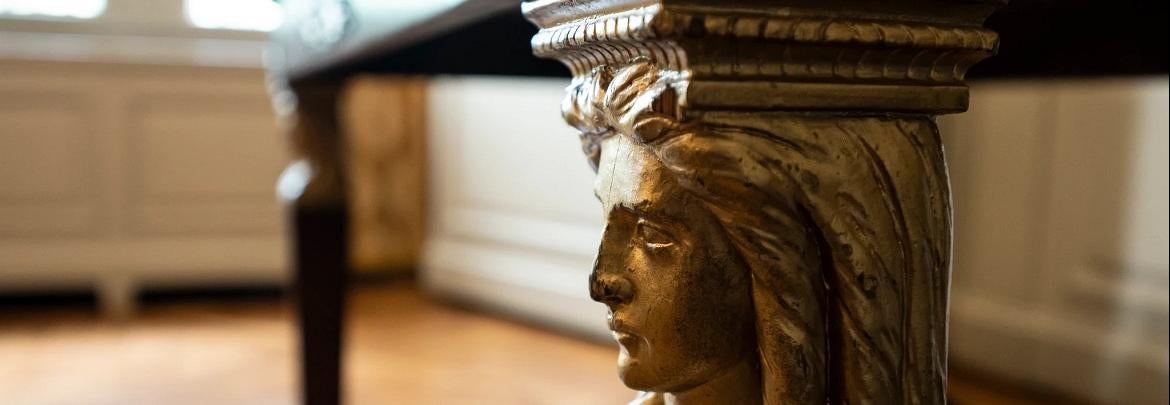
[565,61,750,393]
[591,133,755,392]
[565,59,952,404]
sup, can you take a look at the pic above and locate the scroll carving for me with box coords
[525,1,1000,403]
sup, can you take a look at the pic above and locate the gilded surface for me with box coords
[572,59,951,404]
[524,1,999,403]
[342,78,428,272]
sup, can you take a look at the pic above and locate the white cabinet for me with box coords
[0,60,287,314]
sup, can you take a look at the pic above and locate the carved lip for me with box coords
[612,331,640,349]
[608,313,643,352]
[607,313,636,335]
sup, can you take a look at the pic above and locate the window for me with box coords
[185,0,282,32]
[0,0,106,19]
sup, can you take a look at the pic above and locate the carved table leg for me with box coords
[274,83,349,405]
[524,1,1001,403]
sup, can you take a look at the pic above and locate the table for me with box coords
[266,1,1166,404]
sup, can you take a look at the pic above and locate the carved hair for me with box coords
[565,59,951,404]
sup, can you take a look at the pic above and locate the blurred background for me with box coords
[0,0,1166,404]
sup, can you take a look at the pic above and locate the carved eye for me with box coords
[635,219,675,249]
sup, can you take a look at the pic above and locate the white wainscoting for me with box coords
[421,76,609,340]
[421,76,1169,404]
[942,78,1169,405]
[0,60,287,315]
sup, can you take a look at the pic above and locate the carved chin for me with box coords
[617,363,651,391]
[616,346,659,391]
[617,342,635,370]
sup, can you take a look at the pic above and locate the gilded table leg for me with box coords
[523,1,1001,403]
[275,83,349,405]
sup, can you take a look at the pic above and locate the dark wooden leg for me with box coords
[292,205,348,405]
[276,83,349,405]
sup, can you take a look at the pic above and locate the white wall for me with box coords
[942,78,1169,405]
[0,0,268,69]
[421,76,609,339]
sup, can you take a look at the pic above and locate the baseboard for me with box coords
[421,235,610,342]
[950,293,1169,404]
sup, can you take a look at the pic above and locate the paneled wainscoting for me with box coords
[0,60,288,316]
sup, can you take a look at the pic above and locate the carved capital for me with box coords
[525,0,1000,113]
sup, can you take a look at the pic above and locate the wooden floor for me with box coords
[0,282,1060,405]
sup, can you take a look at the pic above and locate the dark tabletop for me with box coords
[268,0,1167,85]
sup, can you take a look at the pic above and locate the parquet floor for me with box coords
[0,282,1057,405]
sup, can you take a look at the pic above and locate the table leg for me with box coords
[292,205,347,405]
[276,83,349,405]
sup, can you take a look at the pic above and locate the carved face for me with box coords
[590,135,755,393]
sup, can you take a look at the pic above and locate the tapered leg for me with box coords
[292,205,348,405]
[275,83,349,405]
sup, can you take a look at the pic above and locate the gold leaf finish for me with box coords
[525,1,1000,403]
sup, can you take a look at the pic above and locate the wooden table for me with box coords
[266,1,1165,404]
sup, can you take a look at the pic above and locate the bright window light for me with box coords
[186,0,283,32]
[0,0,106,19]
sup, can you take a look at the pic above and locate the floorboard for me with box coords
[0,282,1061,404]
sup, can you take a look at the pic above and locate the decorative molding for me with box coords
[531,7,997,81]
[526,0,1001,113]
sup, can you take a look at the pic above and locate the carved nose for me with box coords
[589,271,633,306]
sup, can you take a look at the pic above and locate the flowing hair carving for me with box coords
[565,59,951,404]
